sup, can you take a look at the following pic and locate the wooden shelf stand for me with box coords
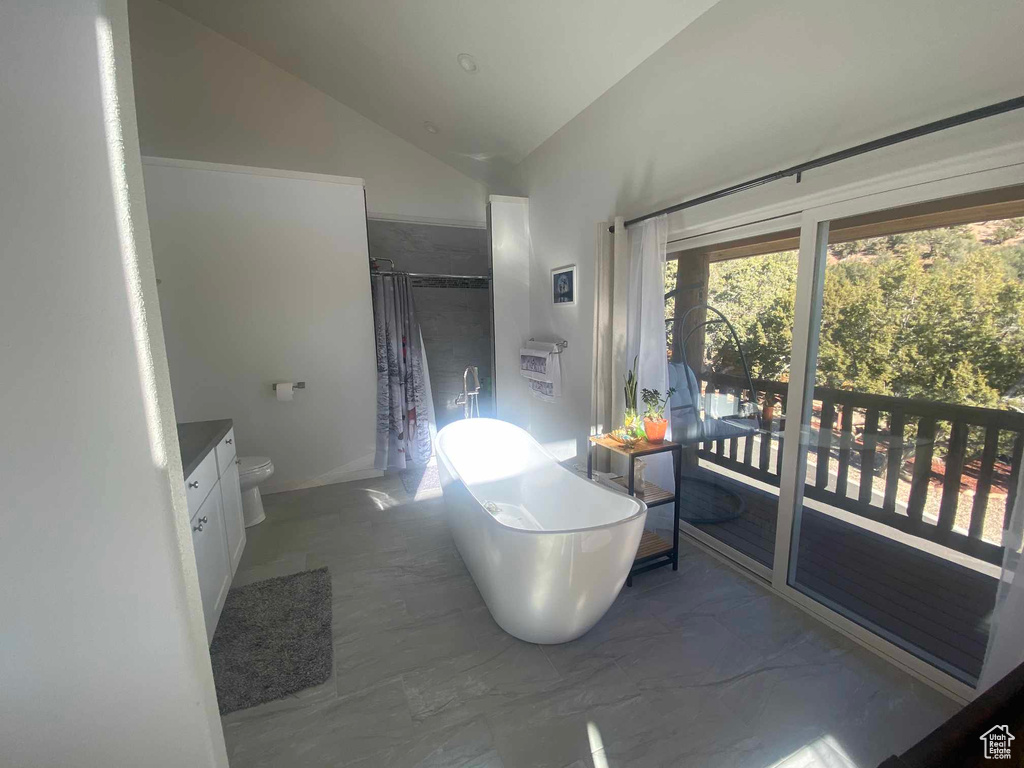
[587,434,682,586]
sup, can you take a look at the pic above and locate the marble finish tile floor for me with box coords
[222,474,959,768]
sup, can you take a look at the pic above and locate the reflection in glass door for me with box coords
[786,209,1024,685]
[665,234,800,573]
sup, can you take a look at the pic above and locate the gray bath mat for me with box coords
[210,567,332,715]
[401,460,441,495]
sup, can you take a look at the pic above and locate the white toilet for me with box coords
[238,456,274,527]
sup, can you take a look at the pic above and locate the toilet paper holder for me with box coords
[272,381,306,392]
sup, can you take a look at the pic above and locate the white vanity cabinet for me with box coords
[182,423,246,644]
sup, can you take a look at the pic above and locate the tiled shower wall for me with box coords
[366,220,493,429]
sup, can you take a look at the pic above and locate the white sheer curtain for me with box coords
[978,468,1024,691]
[626,215,672,492]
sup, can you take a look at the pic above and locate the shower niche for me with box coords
[367,220,494,429]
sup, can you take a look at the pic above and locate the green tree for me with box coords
[699,219,1024,419]
[706,251,797,379]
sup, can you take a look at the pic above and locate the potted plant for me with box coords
[640,386,676,443]
[610,356,644,447]
[623,356,641,438]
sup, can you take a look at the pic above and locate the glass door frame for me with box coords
[669,159,1024,703]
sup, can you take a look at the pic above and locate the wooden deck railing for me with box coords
[695,372,1024,566]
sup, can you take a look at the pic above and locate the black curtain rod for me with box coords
[609,95,1024,234]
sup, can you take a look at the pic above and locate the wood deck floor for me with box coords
[681,467,998,684]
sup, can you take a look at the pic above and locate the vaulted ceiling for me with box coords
[157,0,720,188]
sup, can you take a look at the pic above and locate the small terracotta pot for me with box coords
[643,417,668,443]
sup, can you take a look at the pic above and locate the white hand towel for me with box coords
[522,341,562,401]
[520,344,555,383]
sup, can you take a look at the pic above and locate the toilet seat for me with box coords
[238,456,272,476]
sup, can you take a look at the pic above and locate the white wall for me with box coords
[0,2,226,766]
[127,0,488,226]
[489,196,533,430]
[144,160,378,493]
[518,0,1024,461]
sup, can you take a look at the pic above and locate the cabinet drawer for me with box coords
[185,450,218,521]
[216,428,237,477]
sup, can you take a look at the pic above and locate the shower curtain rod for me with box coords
[608,95,1024,234]
[372,269,492,280]
[370,256,490,281]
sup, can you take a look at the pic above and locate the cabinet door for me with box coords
[220,459,246,576]
[191,487,231,643]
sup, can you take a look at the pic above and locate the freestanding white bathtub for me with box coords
[436,418,647,644]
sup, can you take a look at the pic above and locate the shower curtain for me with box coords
[371,273,434,470]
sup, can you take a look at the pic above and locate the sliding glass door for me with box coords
[779,185,1024,688]
[665,174,1024,692]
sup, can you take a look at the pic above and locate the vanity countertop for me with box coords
[177,419,233,478]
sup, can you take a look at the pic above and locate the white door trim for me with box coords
[772,216,829,591]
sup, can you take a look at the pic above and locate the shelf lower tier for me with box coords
[635,530,673,562]
[612,476,675,506]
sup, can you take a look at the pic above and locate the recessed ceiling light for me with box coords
[423,121,439,134]
[456,53,478,74]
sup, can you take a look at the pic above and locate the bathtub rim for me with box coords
[435,418,648,536]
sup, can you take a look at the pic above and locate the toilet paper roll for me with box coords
[275,382,293,402]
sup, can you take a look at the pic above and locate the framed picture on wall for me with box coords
[551,264,576,306]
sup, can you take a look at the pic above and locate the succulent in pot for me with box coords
[640,387,676,443]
